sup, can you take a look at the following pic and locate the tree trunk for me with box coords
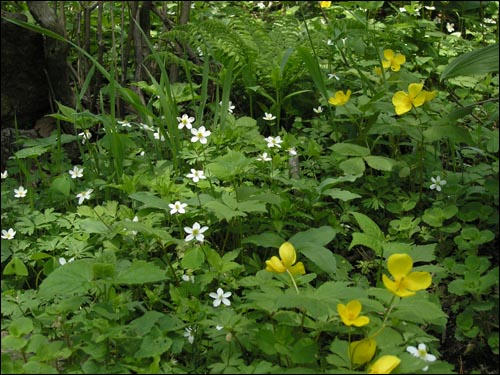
[27,1,75,109]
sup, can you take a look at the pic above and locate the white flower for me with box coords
[154,130,165,141]
[125,215,139,235]
[264,135,283,148]
[446,22,455,33]
[169,201,187,214]
[58,257,75,266]
[69,166,84,179]
[256,2,266,9]
[407,343,437,371]
[429,176,447,192]
[257,152,272,161]
[78,129,92,144]
[424,5,435,10]
[263,112,276,121]
[177,114,195,129]
[190,126,211,144]
[433,15,442,24]
[1,228,16,240]
[140,123,155,132]
[1,170,7,179]
[186,169,206,183]
[182,274,195,283]
[184,222,208,243]
[313,106,323,114]
[209,287,231,307]
[327,39,334,46]
[14,186,28,198]
[220,101,236,114]
[399,7,407,12]
[215,324,224,331]
[288,147,297,156]
[117,120,132,128]
[76,189,93,205]
[184,327,195,344]
[328,73,340,80]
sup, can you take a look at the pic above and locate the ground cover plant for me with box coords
[1,1,499,374]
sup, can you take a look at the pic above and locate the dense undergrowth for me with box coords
[1,1,499,374]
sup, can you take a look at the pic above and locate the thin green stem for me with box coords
[286,269,299,294]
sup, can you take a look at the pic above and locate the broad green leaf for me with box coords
[13,145,50,159]
[441,42,499,80]
[351,212,385,240]
[392,295,448,325]
[339,157,365,175]
[289,226,338,247]
[181,247,205,269]
[242,232,285,248]
[3,258,28,276]
[38,260,94,298]
[205,200,247,222]
[129,192,171,211]
[331,143,370,157]
[291,338,318,364]
[317,174,362,191]
[423,125,473,144]
[363,155,395,171]
[50,175,71,196]
[206,150,252,181]
[1,336,28,351]
[22,361,59,374]
[79,218,110,234]
[349,233,383,254]
[236,199,267,213]
[114,260,167,284]
[135,327,173,358]
[8,317,34,337]
[321,188,361,201]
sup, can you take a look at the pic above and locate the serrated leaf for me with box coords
[129,192,171,211]
[349,233,383,254]
[242,232,285,248]
[363,155,395,171]
[321,188,361,201]
[50,175,71,196]
[3,257,28,276]
[331,143,370,157]
[339,157,365,175]
[181,247,205,269]
[205,200,246,221]
[423,125,473,144]
[351,212,385,240]
[38,260,94,298]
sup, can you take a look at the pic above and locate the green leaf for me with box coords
[423,125,473,144]
[181,247,206,269]
[50,175,71,196]
[331,143,370,157]
[291,338,318,364]
[349,233,383,254]
[38,260,94,298]
[351,212,385,240]
[8,317,34,337]
[79,218,110,234]
[3,257,28,276]
[321,188,361,201]
[135,327,173,358]
[13,145,50,159]
[242,232,285,248]
[392,295,448,325]
[129,192,172,211]
[206,150,252,182]
[363,155,395,171]
[114,260,167,284]
[129,311,165,336]
[289,226,338,247]
[339,157,366,175]
[205,200,246,222]
[441,42,499,80]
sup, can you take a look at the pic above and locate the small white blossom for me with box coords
[154,130,165,141]
[177,114,195,130]
[433,15,442,24]
[264,135,283,148]
[182,274,195,283]
[69,166,84,179]
[399,7,407,12]
[446,22,455,33]
[58,257,75,266]
[313,106,323,114]
[1,228,16,240]
[169,201,187,215]
[14,186,28,198]
[209,287,231,307]
[407,343,437,371]
[1,170,7,179]
[256,2,266,9]
[257,152,272,161]
[125,215,139,235]
[215,324,224,331]
[220,100,236,114]
[263,112,276,121]
[288,147,297,156]
[140,123,155,132]
[328,73,340,80]
[186,169,206,183]
[76,189,93,205]
[184,327,195,344]
[424,5,435,10]
[429,176,447,192]
[117,120,132,128]
[190,126,211,144]
[78,129,92,144]
[327,39,334,46]
[184,222,208,243]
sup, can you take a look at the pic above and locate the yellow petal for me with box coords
[387,253,413,278]
[368,355,401,374]
[265,256,286,273]
[413,92,426,108]
[393,54,406,65]
[328,95,340,106]
[289,261,306,275]
[320,1,331,8]
[408,83,424,98]
[344,89,352,101]
[382,274,397,293]
[279,242,296,268]
[382,61,391,69]
[384,49,395,60]
[346,300,362,316]
[390,63,401,72]
[352,315,370,327]
[350,338,377,365]
[405,271,432,291]
[392,92,412,115]
[424,90,437,102]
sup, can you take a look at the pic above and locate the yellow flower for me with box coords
[337,300,370,327]
[328,90,351,106]
[374,66,383,76]
[382,49,406,72]
[382,253,432,298]
[368,355,401,374]
[350,338,377,365]
[423,90,438,102]
[265,242,305,275]
[392,83,426,115]
[319,1,331,8]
